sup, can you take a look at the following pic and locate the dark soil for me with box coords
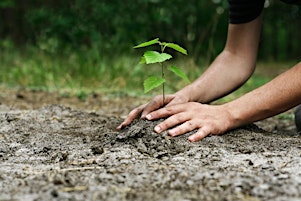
[0,88,301,201]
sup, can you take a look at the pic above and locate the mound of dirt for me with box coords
[1,104,300,201]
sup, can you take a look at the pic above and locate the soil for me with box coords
[0,87,300,201]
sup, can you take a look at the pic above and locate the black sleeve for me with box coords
[280,0,301,5]
[228,0,265,24]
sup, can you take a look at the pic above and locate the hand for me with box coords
[116,94,189,130]
[145,102,234,142]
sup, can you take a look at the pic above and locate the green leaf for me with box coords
[144,76,166,93]
[139,56,146,64]
[168,66,190,83]
[134,38,159,48]
[143,51,172,64]
[161,42,188,55]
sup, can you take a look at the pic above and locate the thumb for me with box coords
[141,95,174,118]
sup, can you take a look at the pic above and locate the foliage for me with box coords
[134,38,189,105]
[0,0,299,61]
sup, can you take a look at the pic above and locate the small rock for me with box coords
[91,146,104,155]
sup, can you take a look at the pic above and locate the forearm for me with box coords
[176,50,256,103]
[226,62,301,128]
[176,14,262,103]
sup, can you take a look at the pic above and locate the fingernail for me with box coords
[188,136,195,142]
[169,129,175,136]
[146,114,152,120]
[154,126,161,133]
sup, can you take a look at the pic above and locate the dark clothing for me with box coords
[228,0,265,24]
[281,0,301,4]
[229,0,301,24]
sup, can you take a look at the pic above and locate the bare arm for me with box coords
[177,13,263,103]
[226,61,301,129]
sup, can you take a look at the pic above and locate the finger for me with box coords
[188,126,211,142]
[141,95,174,118]
[146,104,184,120]
[165,95,187,107]
[153,112,188,133]
[168,120,196,137]
[116,105,146,130]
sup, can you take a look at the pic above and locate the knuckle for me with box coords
[165,107,174,114]
[175,114,186,122]
[150,98,160,106]
[128,110,136,116]
[129,108,140,115]
[187,121,194,127]
[153,95,163,102]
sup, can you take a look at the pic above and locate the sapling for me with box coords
[134,38,190,105]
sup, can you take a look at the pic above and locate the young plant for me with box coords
[134,38,190,104]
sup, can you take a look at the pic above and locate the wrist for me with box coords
[174,85,192,102]
[223,102,246,130]
[174,90,190,103]
[176,83,204,103]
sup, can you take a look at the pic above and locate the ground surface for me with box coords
[0,88,301,201]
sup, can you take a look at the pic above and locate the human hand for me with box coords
[145,102,234,142]
[116,94,189,130]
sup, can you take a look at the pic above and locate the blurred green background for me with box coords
[0,0,300,97]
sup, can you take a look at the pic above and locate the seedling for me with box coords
[134,38,190,104]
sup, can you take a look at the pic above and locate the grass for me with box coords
[0,45,200,97]
[0,45,295,102]
[0,46,140,95]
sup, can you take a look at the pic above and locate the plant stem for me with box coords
[160,62,165,105]
[160,43,166,105]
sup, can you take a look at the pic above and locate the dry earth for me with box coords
[0,88,300,201]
